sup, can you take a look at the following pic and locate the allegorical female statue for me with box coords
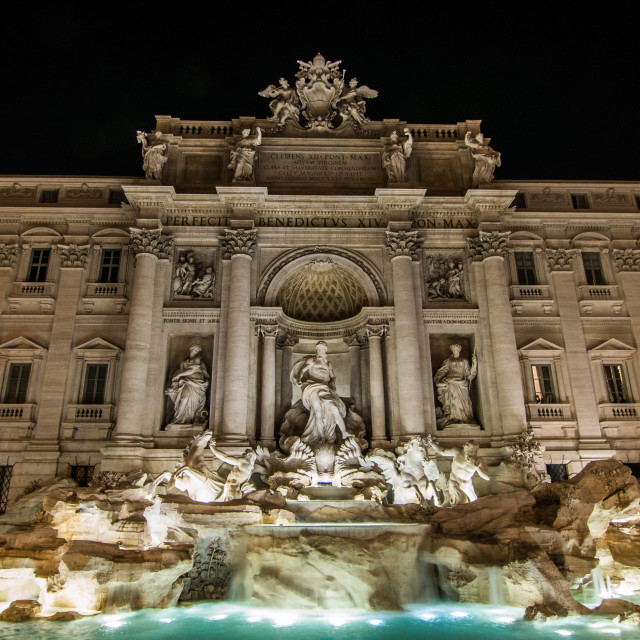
[136,130,168,181]
[165,344,210,424]
[290,341,352,445]
[382,128,413,183]
[464,131,501,186]
[227,128,262,181]
[434,344,477,427]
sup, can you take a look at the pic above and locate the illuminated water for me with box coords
[0,602,634,640]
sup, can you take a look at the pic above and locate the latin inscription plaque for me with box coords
[259,151,382,185]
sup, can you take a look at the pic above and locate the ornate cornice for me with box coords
[129,228,173,259]
[612,248,640,272]
[58,244,90,268]
[466,231,510,261]
[385,230,422,260]
[546,248,579,272]
[0,244,18,268]
[220,229,257,259]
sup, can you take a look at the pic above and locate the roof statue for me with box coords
[259,53,378,132]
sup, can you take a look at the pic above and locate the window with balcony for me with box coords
[531,364,556,403]
[582,252,605,286]
[515,251,537,285]
[27,248,50,282]
[99,249,121,284]
[603,364,630,403]
[2,363,31,404]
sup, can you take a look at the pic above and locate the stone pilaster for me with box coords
[613,250,640,355]
[220,229,256,443]
[386,230,425,436]
[259,323,278,448]
[366,323,388,446]
[111,229,173,446]
[29,243,89,474]
[277,333,298,423]
[0,243,17,315]
[468,232,526,437]
[344,333,364,413]
[546,248,603,443]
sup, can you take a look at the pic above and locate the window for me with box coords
[99,249,121,284]
[82,364,108,404]
[0,466,13,514]
[108,188,125,205]
[571,193,590,209]
[635,195,640,210]
[70,465,95,487]
[582,252,605,285]
[515,252,537,285]
[603,364,630,403]
[2,363,31,404]
[531,364,556,403]
[27,248,50,282]
[40,189,59,204]
[546,464,568,483]
[513,192,526,209]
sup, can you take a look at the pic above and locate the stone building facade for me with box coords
[1,58,640,507]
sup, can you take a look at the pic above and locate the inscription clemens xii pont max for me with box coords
[259,151,381,184]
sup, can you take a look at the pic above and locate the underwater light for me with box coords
[555,630,573,637]
[418,612,437,620]
[330,614,351,627]
[208,614,228,621]
[368,618,384,626]
[272,612,298,627]
[451,611,469,618]
[246,615,263,623]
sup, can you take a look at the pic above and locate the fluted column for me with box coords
[613,249,640,352]
[367,323,388,445]
[546,248,602,441]
[386,230,425,436]
[278,333,298,422]
[0,244,17,315]
[344,333,364,413]
[259,323,278,448]
[113,229,172,442]
[33,244,89,444]
[220,229,256,443]
[468,232,526,437]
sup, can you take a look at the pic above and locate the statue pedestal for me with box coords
[300,485,358,501]
[164,422,205,432]
[439,423,482,436]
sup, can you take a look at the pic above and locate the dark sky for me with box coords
[1,6,637,182]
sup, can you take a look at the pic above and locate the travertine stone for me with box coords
[259,324,278,446]
[344,333,364,413]
[0,244,17,268]
[546,248,579,271]
[464,132,502,186]
[129,228,173,259]
[385,230,422,260]
[57,244,89,268]
[278,333,297,422]
[612,248,640,272]
[467,231,510,261]
[219,229,257,258]
[366,324,387,443]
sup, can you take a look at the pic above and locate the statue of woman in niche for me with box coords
[382,128,413,183]
[165,344,210,424]
[290,341,353,445]
[434,344,477,427]
[227,128,262,181]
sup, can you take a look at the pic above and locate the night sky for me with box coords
[1,7,637,182]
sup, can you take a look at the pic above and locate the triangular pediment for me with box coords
[74,337,121,352]
[590,338,635,353]
[0,336,45,351]
[520,338,564,352]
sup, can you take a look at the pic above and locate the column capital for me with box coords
[344,331,366,348]
[276,332,298,349]
[129,228,173,259]
[612,248,640,273]
[220,228,257,259]
[546,248,579,272]
[385,230,422,260]
[0,243,18,268]
[258,323,279,339]
[467,231,510,262]
[366,323,388,339]
[58,244,90,268]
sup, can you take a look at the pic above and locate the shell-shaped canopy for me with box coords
[275,259,368,322]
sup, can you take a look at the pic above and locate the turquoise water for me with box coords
[0,603,633,640]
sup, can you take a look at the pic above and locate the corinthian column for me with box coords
[0,244,17,315]
[468,231,526,437]
[220,229,256,443]
[113,229,173,443]
[344,333,364,413]
[278,333,298,422]
[386,230,425,436]
[259,323,278,448]
[367,323,388,446]
[613,249,640,352]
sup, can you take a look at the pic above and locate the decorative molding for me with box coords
[593,188,627,204]
[219,228,257,259]
[529,187,564,203]
[612,248,640,273]
[67,184,104,200]
[424,254,465,299]
[0,183,35,199]
[385,230,422,260]
[58,244,90,268]
[546,248,579,271]
[466,231,510,261]
[129,228,173,259]
[0,244,18,268]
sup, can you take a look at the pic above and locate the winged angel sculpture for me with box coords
[259,53,378,130]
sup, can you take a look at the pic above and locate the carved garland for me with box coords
[612,248,640,273]
[546,248,579,271]
[219,229,257,259]
[129,228,173,259]
[385,230,422,260]
[467,231,510,261]
[257,245,387,305]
